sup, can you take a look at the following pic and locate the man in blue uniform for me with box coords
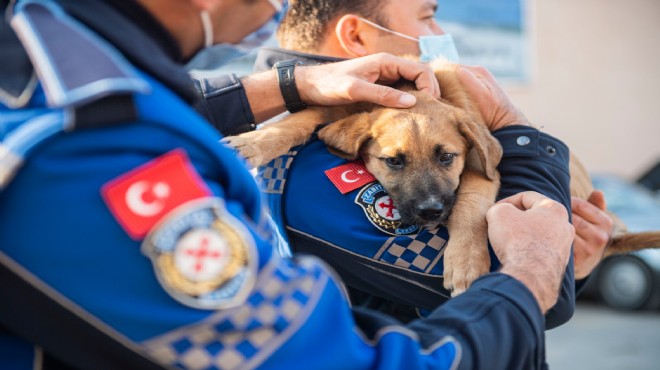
[247,0,612,325]
[1,0,574,369]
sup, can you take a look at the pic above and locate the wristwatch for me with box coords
[273,60,308,113]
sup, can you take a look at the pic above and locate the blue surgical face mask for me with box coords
[359,18,460,63]
[186,0,286,70]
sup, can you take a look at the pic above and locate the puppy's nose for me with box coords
[416,195,455,221]
[416,201,446,221]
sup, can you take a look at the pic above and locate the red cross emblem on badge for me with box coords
[376,195,400,220]
[378,197,397,218]
[175,229,230,281]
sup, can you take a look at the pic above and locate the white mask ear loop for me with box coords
[200,11,214,48]
[266,0,283,12]
[358,17,418,42]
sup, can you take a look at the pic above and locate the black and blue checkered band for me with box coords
[142,256,327,370]
[256,150,298,194]
[374,229,448,273]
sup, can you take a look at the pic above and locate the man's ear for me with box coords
[318,112,372,160]
[458,119,503,181]
[335,15,369,57]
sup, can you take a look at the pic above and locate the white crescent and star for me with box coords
[125,181,171,217]
[341,169,366,183]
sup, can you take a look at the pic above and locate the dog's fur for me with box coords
[224,60,660,294]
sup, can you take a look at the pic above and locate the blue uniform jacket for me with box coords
[1,1,559,369]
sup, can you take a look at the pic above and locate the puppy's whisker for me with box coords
[399,214,421,226]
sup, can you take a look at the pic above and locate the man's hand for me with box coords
[296,53,440,108]
[487,191,575,313]
[572,190,614,279]
[242,53,439,123]
[457,65,530,131]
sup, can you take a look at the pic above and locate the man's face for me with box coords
[212,0,284,44]
[367,0,445,56]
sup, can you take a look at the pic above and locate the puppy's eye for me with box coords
[439,153,454,164]
[385,157,403,168]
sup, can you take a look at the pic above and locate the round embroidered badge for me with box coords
[142,198,257,309]
[354,182,420,236]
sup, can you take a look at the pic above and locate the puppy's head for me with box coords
[319,93,501,228]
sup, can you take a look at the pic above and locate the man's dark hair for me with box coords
[278,0,388,52]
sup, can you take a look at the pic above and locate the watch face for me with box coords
[275,59,302,68]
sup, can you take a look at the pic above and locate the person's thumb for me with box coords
[358,84,417,108]
[486,202,519,225]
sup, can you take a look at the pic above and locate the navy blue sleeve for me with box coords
[351,272,547,370]
[492,125,575,330]
[423,273,547,370]
[192,73,256,136]
[575,276,591,296]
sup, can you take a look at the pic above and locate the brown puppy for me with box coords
[224,62,502,295]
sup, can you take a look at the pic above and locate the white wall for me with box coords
[507,0,660,179]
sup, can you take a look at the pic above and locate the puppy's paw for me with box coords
[221,131,282,168]
[442,240,490,297]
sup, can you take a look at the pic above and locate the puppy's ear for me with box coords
[458,120,502,181]
[318,112,372,160]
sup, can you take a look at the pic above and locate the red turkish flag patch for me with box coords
[101,149,211,240]
[325,161,376,194]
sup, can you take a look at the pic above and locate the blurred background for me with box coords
[435,3,660,368]
[507,2,660,368]
[437,1,660,368]
[501,0,660,180]
[190,0,660,368]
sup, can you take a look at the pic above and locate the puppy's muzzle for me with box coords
[415,195,456,222]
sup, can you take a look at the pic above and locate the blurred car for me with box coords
[636,160,660,193]
[580,174,660,310]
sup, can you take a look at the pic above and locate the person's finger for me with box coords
[572,222,607,280]
[572,209,610,253]
[571,196,612,227]
[457,66,487,96]
[350,82,418,108]
[486,202,526,225]
[587,190,607,211]
[571,212,588,234]
[463,64,496,82]
[496,191,552,211]
[375,54,440,99]
[573,234,589,278]
[573,233,587,259]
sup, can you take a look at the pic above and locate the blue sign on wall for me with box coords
[436,0,531,83]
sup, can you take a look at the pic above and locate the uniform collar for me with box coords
[253,47,346,72]
[0,4,35,108]
[51,0,198,104]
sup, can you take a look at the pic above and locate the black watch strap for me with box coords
[274,60,308,113]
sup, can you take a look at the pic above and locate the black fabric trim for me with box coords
[254,47,345,72]
[0,253,168,370]
[288,229,451,310]
[193,73,256,136]
[73,94,138,130]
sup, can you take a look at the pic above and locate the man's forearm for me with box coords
[239,70,288,123]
